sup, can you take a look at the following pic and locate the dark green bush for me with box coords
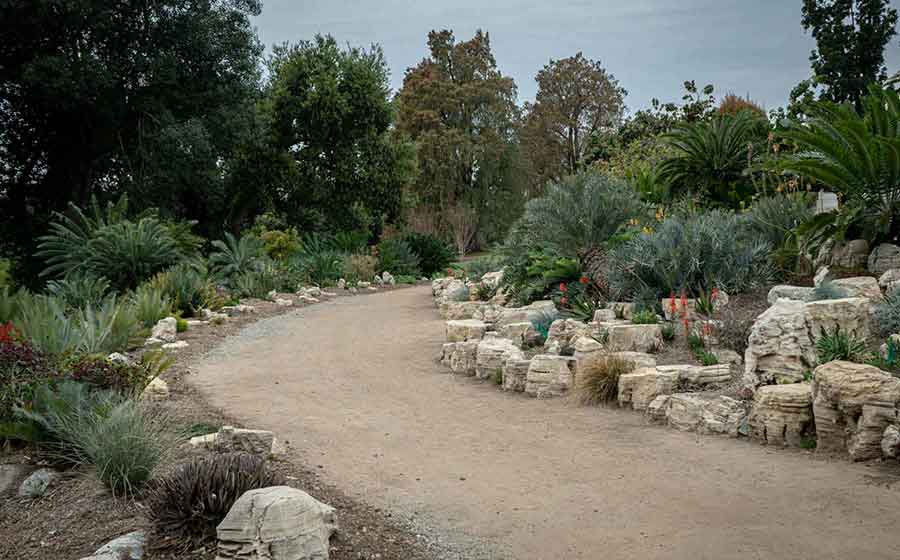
[376,238,421,276]
[403,232,453,276]
[146,453,284,552]
[153,263,215,318]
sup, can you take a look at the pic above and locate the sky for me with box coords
[253,0,900,114]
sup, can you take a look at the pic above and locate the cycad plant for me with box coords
[46,272,111,310]
[209,233,265,282]
[37,196,182,290]
[773,85,900,244]
[658,110,766,208]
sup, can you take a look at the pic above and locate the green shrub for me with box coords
[63,354,152,395]
[176,318,188,333]
[37,197,184,290]
[631,309,658,325]
[0,259,12,290]
[74,295,140,354]
[46,273,111,310]
[232,262,285,299]
[660,323,676,342]
[530,308,559,342]
[376,239,421,277]
[257,228,301,261]
[575,356,635,405]
[460,255,504,282]
[501,251,580,306]
[806,280,848,302]
[13,295,78,355]
[16,381,176,495]
[131,283,172,328]
[608,210,773,300]
[342,254,377,284]
[146,453,284,552]
[291,238,346,287]
[403,233,453,276]
[816,324,867,363]
[209,233,265,282]
[874,287,900,336]
[394,275,418,284]
[0,287,27,324]
[746,193,815,273]
[153,263,215,318]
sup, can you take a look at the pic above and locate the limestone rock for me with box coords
[480,270,504,289]
[573,336,605,377]
[201,308,228,322]
[882,425,900,459]
[440,279,469,303]
[475,334,525,380]
[868,243,900,275]
[813,266,833,287]
[610,351,657,369]
[812,361,900,460]
[502,359,531,392]
[829,239,870,269]
[297,295,319,305]
[617,367,678,411]
[666,364,732,387]
[832,276,882,300]
[215,486,336,560]
[472,303,504,324]
[337,278,347,290]
[189,432,219,449]
[767,285,814,305]
[524,355,577,398]
[646,395,671,423]
[804,297,870,341]
[744,299,816,387]
[700,396,749,436]
[445,319,487,343]
[17,468,56,498]
[223,304,256,316]
[711,349,742,367]
[382,272,395,286]
[593,308,616,322]
[604,324,662,353]
[216,426,278,456]
[748,383,813,447]
[151,317,177,343]
[661,297,698,321]
[440,300,485,320]
[495,301,556,328]
[666,394,711,432]
[275,298,294,307]
[545,319,593,354]
[142,377,170,400]
[497,321,540,348]
[357,281,371,289]
[440,341,479,376]
[373,274,384,286]
[879,269,900,292]
[162,340,188,351]
[86,531,145,560]
[606,302,635,320]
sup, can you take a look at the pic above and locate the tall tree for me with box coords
[0,0,264,279]
[395,30,523,244]
[266,35,414,234]
[521,53,626,192]
[801,0,898,106]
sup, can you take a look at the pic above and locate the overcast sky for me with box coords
[253,0,900,113]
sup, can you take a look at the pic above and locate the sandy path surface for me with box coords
[191,285,900,560]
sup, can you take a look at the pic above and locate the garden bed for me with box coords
[0,285,440,560]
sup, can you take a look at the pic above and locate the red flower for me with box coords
[579,276,589,284]
[680,290,688,318]
[711,287,719,302]
[560,296,569,305]
[683,318,690,335]
[559,282,568,293]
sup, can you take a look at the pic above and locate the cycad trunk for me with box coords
[580,246,609,298]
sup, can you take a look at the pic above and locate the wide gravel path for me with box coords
[191,285,900,559]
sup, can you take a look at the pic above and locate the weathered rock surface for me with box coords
[828,239,870,269]
[767,285,814,305]
[592,308,617,322]
[440,341,479,376]
[215,486,336,560]
[700,396,749,436]
[657,364,732,387]
[202,308,229,322]
[606,302,635,320]
[475,334,525,380]
[0,464,29,496]
[223,304,256,316]
[151,317,177,343]
[748,383,813,446]
[610,351,657,369]
[17,468,56,498]
[524,355,577,398]
[480,270,504,289]
[82,531,146,560]
[832,276,882,300]
[882,425,900,459]
[604,324,662,353]
[656,394,747,436]
[665,394,712,432]
[440,301,486,320]
[142,376,170,400]
[744,299,817,388]
[804,297,870,340]
[618,367,678,411]
[216,426,279,456]
[445,319,487,343]
[812,361,900,460]
[495,301,557,328]
[502,359,531,392]
[497,321,541,348]
[646,395,671,423]
[879,268,900,293]
[162,340,189,351]
[868,243,900,275]
[544,319,593,354]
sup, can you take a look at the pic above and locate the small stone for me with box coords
[813,266,832,287]
[337,279,347,290]
[151,317,177,343]
[445,319,487,343]
[161,341,188,351]
[216,425,278,456]
[275,298,294,307]
[107,352,134,366]
[358,281,371,289]
[87,531,145,560]
[17,468,56,498]
[142,376,170,400]
[767,285,814,305]
[882,425,900,459]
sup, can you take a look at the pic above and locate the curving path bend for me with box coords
[191,285,900,560]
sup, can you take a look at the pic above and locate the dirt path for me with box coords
[191,286,900,560]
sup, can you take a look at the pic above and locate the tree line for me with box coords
[1,0,897,285]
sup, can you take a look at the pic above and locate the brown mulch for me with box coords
[0,285,440,560]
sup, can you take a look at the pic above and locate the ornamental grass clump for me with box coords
[575,356,635,406]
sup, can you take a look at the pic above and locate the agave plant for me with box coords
[209,233,265,282]
[657,110,767,208]
[773,85,900,245]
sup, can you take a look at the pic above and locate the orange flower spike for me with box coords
[559,282,567,293]
[579,276,589,285]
